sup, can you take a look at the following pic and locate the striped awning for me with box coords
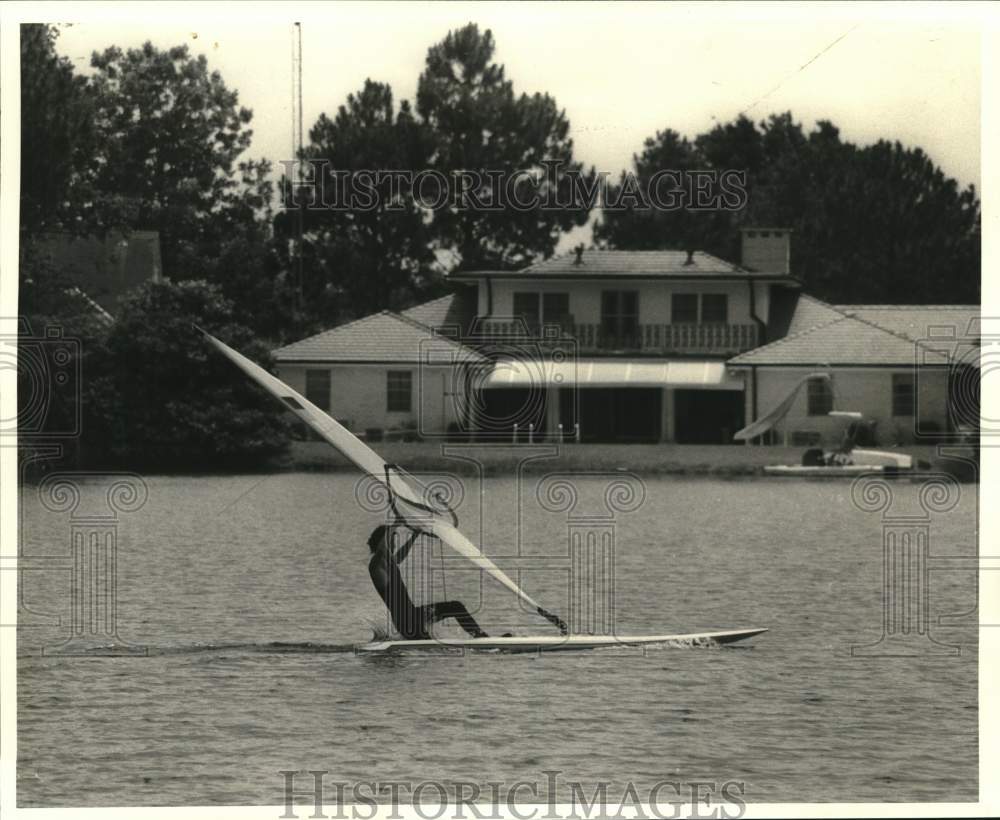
[484,359,745,390]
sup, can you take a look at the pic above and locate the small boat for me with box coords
[764,448,924,477]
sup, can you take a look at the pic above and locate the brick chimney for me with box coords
[740,228,791,274]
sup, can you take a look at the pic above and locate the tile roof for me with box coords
[400,288,478,333]
[728,314,929,366]
[736,298,983,366]
[785,295,846,336]
[834,305,980,343]
[452,250,794,279]
[273,311,486,363]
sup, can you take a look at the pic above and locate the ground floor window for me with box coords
[807,377,833,415]
[305,369,331,411]
[475,387,546,437]
[892,372,915,417]
[673,390,745,444]
[387,371,412,412]
[565,387,662,443]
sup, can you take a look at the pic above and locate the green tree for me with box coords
[416,23,593,269]
[86,280,291,470]
[282,80,438,323]
[19,24,96,237]
[597,113,980,304]
[596,129,703,252]
[88,42,260,275]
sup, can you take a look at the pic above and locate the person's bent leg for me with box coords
[430,601,488,638]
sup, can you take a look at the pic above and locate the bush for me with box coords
[86,279,292,470]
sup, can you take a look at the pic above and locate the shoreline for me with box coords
[283,440,973,479]
[18,441,977,481]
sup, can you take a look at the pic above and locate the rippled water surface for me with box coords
[17,472,978,806]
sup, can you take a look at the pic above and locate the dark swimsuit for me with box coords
[369,551,486,640]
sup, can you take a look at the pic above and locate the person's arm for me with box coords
[392,526,421,564]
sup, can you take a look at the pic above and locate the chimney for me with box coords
[740,228,791,274]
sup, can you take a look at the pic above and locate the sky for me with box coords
[49,3,981,198]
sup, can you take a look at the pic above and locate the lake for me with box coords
[16,471,978,806]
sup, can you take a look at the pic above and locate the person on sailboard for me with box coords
[368,522,490,640]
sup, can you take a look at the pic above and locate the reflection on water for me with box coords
[18,472,978,805]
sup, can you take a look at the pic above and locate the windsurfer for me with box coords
[368,523,489,640]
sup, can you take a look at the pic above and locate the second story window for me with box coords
[672,293,698,323]
[512,292,540,329]
[807,377,833,416]
[512,292,571,330]
[542,292,571,326]
[601,291,639,344]
[671,293,728,324]
[387,371,412,413]
[701,294,728,323]
[305,370,331,412]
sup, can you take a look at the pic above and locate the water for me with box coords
[16,473,978,806]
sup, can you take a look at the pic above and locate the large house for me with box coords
[273,229,980,446]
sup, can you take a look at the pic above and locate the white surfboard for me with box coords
[358,628,768,653]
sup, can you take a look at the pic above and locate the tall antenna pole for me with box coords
[292,22,305,313]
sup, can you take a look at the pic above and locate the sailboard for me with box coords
[198,328,567,632]
[358,628,768,653]
[201,329,767,650]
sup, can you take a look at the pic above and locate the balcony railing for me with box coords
[478,321,759,355]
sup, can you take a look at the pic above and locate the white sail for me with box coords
[200,329,558,622]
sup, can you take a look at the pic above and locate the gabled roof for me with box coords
[728,314,929,366]
[400,289,478,334]
[786,295,846,336]
[450,250,796,280]
[273,311,486,364]
[736,297,983,366]
[834,305,980,343]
